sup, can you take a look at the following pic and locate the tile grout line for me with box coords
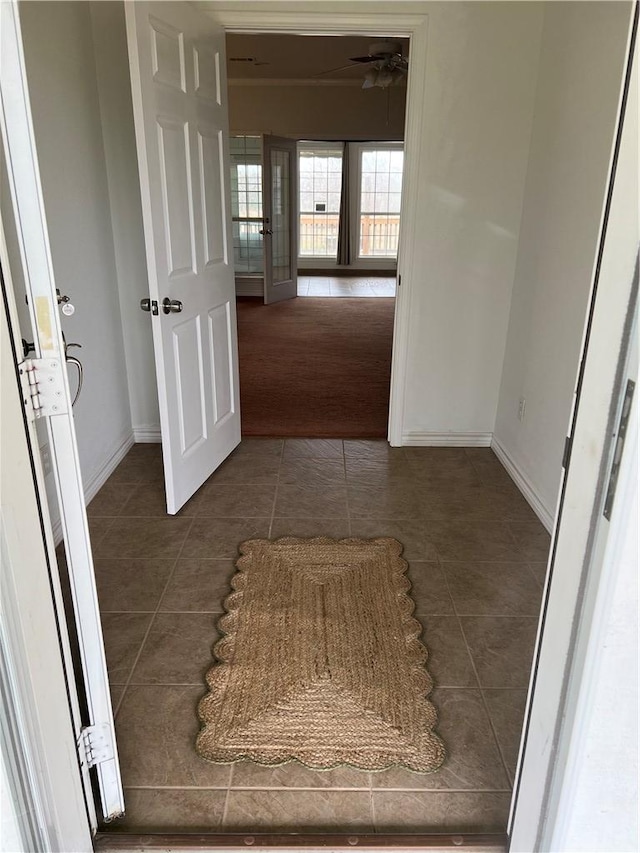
[111,515,196,720]
[440,562,515,788]
[479,686,519,790]
[122,783,511,793]
[342,442,352,537]
[369,782,377,832]
[220,783,232,830]
[267,440,285,539]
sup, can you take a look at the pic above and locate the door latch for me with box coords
[140,298,159,315]
[603,378,635,520]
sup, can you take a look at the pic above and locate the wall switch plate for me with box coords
[518,397,526,421]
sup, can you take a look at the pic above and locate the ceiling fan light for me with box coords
[362,68,378,89]
[376,69,394,88]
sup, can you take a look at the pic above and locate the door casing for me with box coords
[207,7,431,446]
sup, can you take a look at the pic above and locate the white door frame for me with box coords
[0,0,124,824]
[509,12,638,850]
[204,8,430,447]
[0,238,91,851]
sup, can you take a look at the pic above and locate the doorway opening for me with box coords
[226,33,408,438]
[2,3,546,840]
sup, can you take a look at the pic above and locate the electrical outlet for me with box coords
[518,397,526,421]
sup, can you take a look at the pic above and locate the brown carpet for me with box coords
[196,537,446,773]
[236,297,394,437]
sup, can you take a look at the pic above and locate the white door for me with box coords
[126,2,241,514]
[0,0,123,826]
[262,134,298,304]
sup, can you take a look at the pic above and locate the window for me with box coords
[358,147,403,258]
[230,136,263,275]
[298,144,343,258]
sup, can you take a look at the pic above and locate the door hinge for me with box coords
[562,434,573,469]
[78,723,114,770]
[18,358,68,420]
[603,378,635,520]
[397,274,402,287]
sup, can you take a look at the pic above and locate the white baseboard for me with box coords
[235,279,262,297]
[83,430,135,505]
[133,424,162,443]
[401,431,493,447]
[491,435,555,532]
[51,429,135,545]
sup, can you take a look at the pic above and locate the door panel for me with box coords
[126,2,241,514]
[263,134,298,304]
[0,0,123,826]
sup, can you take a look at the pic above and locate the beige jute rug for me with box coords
[196,537,446,773]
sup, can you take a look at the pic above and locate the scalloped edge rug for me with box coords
[196,537,446,773]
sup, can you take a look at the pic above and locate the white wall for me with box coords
[493,2,633,520]
[398,1,544,443]
[229,81,406,140]
[19,1,134,488]
[207,0,546,445]
[89,2,160,439]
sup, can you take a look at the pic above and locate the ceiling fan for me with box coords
[317,41,408,89]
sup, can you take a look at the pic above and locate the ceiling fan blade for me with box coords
[314,62,362,77]
[349,55,378,63]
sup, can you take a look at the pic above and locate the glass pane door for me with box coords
[262,135,297,304]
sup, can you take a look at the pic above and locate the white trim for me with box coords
[84,431,135,505]
[203,8,425,33]
[548,332,637,851]
[132,425,162,443]
[491,436,555,532]
[204,7,428,450]
[509,13,638,848]
[298,260,397,271]
[0,0,124,822]
[401,430,492,447]
[51,429,135,545]
[235,279,263,297]
[350,141,404,264]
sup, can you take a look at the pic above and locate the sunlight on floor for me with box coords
[297,276,396,297]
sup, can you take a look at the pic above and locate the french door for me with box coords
[262,134,298,304]
[0,0,123,826]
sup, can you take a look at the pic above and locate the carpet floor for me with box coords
[236,297,395,437]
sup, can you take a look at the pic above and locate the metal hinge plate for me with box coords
[603,378,635,520]
[18,358,68,420]
[562,434,572,469]
[78,723,114,770]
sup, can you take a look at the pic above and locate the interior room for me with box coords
[225,34,407,437]
[1,0,634,843]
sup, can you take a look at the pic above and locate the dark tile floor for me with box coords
[88,439,550,834]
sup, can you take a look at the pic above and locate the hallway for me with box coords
[87,439,550,834]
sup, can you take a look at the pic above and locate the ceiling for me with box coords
[225,33,410,81]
